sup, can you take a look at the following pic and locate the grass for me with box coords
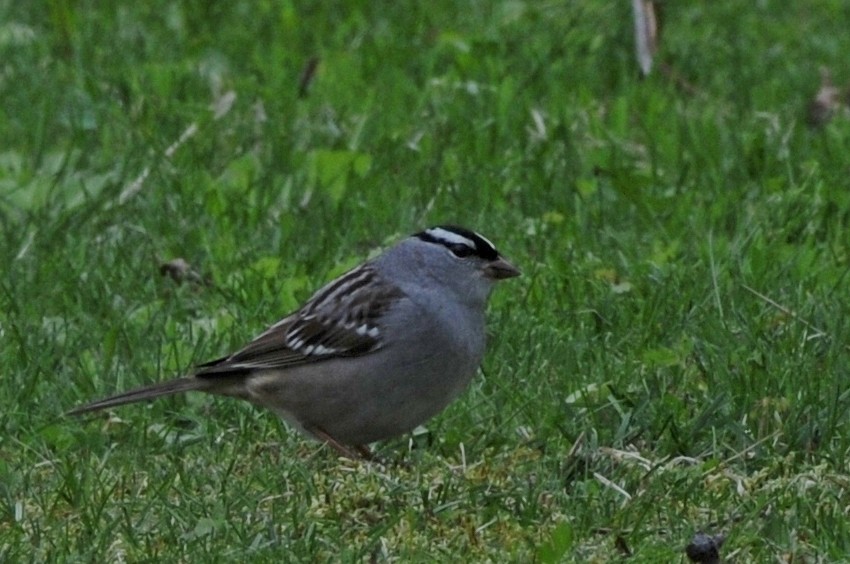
[3,0,850,561]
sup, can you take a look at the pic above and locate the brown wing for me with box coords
[196,265,405,377]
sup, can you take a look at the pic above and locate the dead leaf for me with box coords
[298,57,320,98]
[159,258,206,285]
[632,0,658,76]
[807,67,843,127]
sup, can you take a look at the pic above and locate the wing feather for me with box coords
[197,264,404,377]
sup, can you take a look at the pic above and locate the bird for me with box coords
[68,225,520,458]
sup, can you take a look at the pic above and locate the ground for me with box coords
[2,1,850,561]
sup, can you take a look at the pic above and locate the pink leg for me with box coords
[309,427,372,460]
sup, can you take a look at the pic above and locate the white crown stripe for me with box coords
[475,232,496,252]
[425,228,476,249]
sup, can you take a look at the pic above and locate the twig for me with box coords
[704,430,781,474]
[117,91,236,205]
[708,231,724,320]
[741,284,828,339]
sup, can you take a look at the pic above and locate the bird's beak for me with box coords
[484,257,521,280]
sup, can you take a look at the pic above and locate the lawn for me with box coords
[3,1,850,561]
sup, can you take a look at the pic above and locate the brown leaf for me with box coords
[807,67,843,127]
[298,57,320,98]
[159,258,206,286]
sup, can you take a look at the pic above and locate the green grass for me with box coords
[3,1,850,561]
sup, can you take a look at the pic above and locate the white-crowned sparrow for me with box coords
[69,225,520,458]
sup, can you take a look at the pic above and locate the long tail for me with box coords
[66,377,205,416]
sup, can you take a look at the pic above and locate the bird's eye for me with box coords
[448,244,475,258]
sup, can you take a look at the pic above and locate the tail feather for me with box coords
[66,377,205,416]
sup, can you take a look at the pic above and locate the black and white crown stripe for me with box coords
[415,225,500,261]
